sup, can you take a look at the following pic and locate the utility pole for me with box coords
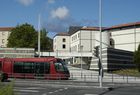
[38,14,41,58]
[99,0,103,88]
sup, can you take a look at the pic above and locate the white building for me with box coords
[54,26,110,53]
[53,32,70,52]
[106,22,140,51]
[0,27,13,47]
[54,22,140,54]
[53,26,110,65]
[53,22,140,70]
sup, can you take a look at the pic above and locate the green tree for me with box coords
[39,28,53,51]
[7,23,37,48]
[7,23,53,51]
[134,44,140,72]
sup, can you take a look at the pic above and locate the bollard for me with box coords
[98,75,99,82]
[71,73,73,80]
[84,75,86,81]
[127,75,128,83]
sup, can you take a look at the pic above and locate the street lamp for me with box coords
[38,14,41,58]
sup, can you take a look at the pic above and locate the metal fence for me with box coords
[68,65,140,83]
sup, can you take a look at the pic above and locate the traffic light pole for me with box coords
[99,0,103,88]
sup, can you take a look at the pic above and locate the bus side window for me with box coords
[23,62,34,73]
[14,62,24,73]
[45,63,50,74]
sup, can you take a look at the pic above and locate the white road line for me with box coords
[54,90,58,92]
[14,89,39,93]
[85,94,97,95]
[26,87,45,90]
[58,89,63,91]
[42,93,47,95]
[49,92,53,94]
[64,87,68,90]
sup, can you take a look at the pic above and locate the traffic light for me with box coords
[93,46,99,57]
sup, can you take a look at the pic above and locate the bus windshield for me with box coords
[55,59,68,72]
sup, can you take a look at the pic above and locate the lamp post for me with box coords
[38,14,41,58]
[99,0,103,88]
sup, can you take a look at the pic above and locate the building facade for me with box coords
[106,22,140,51]
[54,22,140,54]
[54,26,110,53]
[0,27,13,47]
[53,22,140,70]
[53,32,70,52]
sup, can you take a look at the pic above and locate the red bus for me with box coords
[0,57,70,81]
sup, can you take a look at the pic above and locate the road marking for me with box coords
[42,93,47,95]
[14,89,39,93]
[49,92,53,94]
[58,89,63,91]
[26,87,44,90]
[54,90,58,92]
[85,94,97,95]
[64,87,68,90]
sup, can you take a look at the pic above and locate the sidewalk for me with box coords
[68,65,140,83]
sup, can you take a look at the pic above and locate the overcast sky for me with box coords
[1,0,140,37]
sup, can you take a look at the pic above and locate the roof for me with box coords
[68,26,105,35]
[81,27,100,31]
[54,26,105,38]
[68,26,83,35]
[54,32,70,37]
[54,21,140,38]
[0,27,14,31]
[105,21,140,30]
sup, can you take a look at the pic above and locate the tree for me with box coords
[7,23,53,51]
[39,28,53,51]
[7,23,37,48]
[134,44,140,72]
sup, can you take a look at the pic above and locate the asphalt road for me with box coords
[13,79,140,95]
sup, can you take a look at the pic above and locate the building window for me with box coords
[62,44,66,49]
[62,38,66,42]
[78,33,80,38]
[110,38,115,48]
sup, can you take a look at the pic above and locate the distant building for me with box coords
[0,27,13,47]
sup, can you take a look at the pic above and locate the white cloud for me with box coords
[51,6,69,19]
[16,0,34,6]
[48,0,55,4]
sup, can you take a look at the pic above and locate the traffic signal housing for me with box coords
[93,46,99,57]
